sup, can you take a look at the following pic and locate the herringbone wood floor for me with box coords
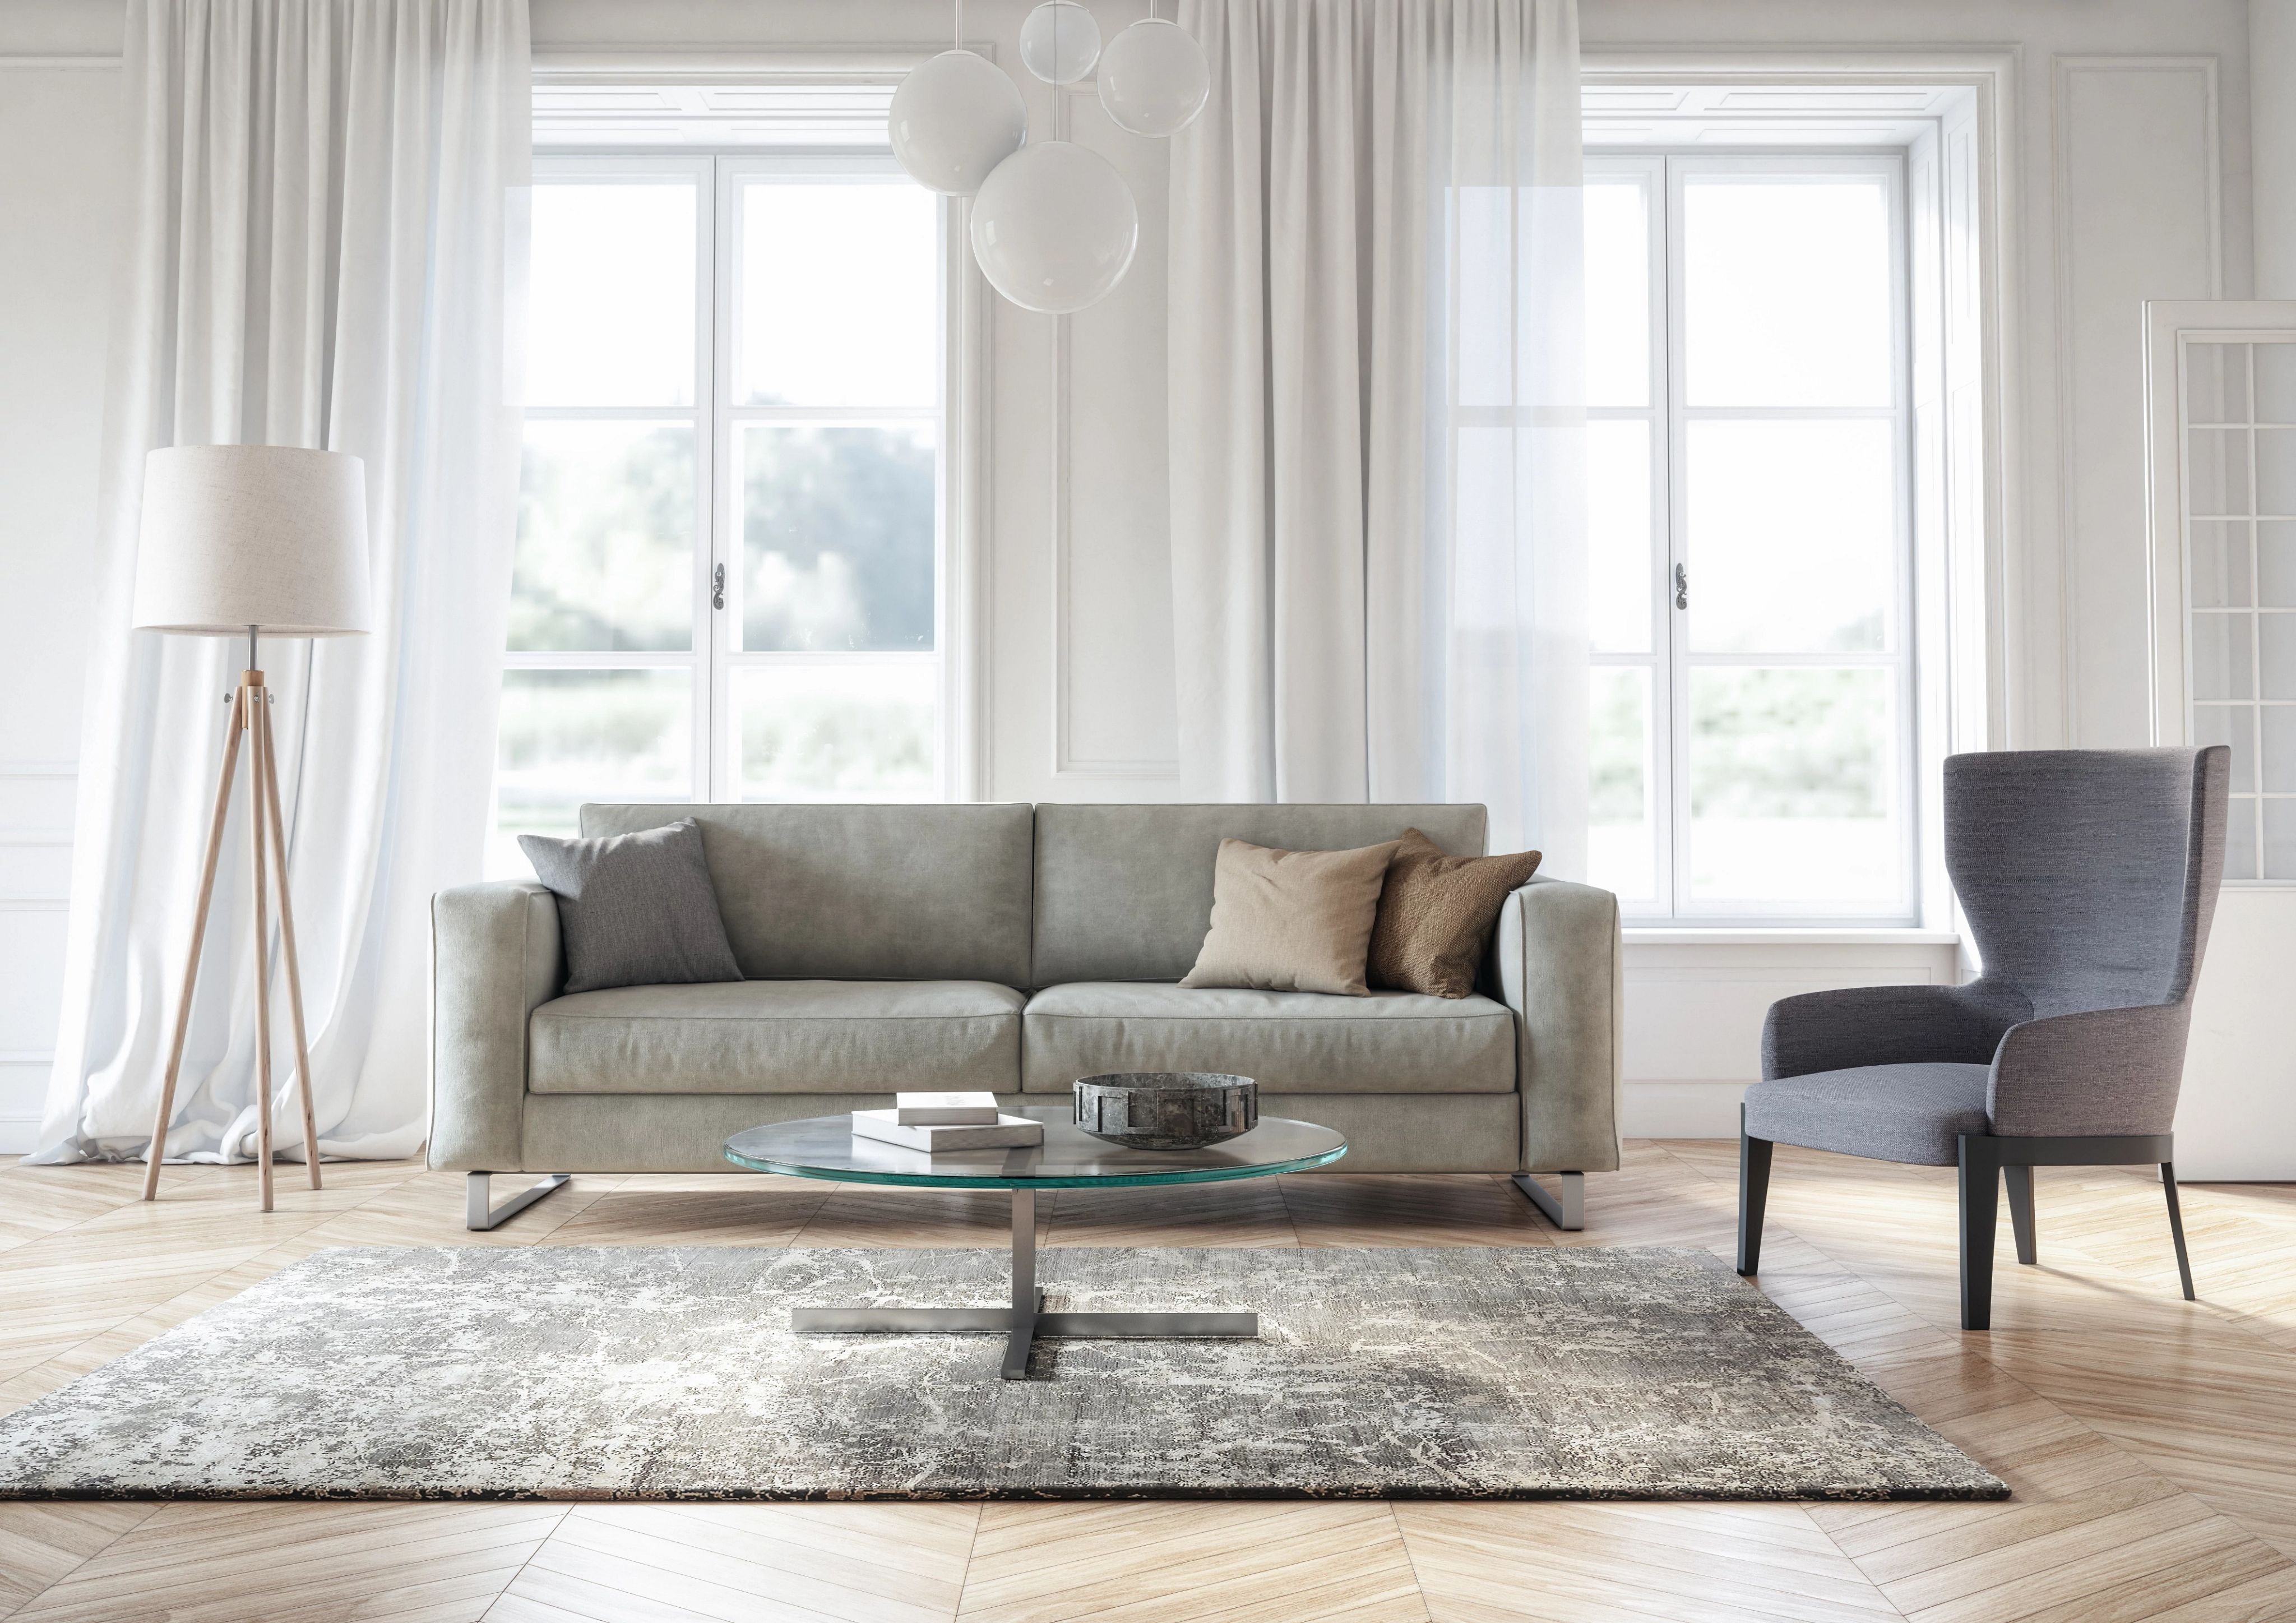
[2,1143,2293,1622]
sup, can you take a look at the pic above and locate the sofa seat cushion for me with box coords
[1021,981,1516,1095]
[528,980,1023,1096]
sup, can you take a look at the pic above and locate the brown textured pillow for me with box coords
[1179,837,1402,997]
[1367,827,1542,998]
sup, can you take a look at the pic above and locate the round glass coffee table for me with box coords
[725,1109,1348,1380]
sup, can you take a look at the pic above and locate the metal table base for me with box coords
[791,1189,1258,1380]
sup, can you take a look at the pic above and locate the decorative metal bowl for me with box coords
[1073,1072,1259,1151]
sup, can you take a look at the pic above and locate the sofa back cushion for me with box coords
[1031,804,1487,986]
[582,803,1035,986]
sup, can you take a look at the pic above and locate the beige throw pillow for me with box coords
[1179,838,1402,997]
[1367,827,1542,998]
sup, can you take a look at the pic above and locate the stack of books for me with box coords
[851,1091,1045,1153]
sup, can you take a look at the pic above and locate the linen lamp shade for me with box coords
[132,445,372,636]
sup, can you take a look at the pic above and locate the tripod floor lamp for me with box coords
[131,445,371,1213]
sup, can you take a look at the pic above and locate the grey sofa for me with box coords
[430,802,1623,1229]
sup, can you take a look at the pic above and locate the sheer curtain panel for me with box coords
[34,0,530,1166]
[1167,0,1586,866]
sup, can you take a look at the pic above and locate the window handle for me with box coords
[1674,562,1689,611]
[711,562,725,611]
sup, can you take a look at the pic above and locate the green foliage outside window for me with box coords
[1690,668,1887,819]
[511,426,694,653]
[743,426,935,653]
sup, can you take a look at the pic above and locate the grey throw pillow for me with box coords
[518,818,743,994]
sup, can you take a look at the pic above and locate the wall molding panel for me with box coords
[0,761,73,1152]
[2049,54,2223,748]
[0,54,119,71]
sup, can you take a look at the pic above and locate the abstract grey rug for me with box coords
[0,1245,2004,1501]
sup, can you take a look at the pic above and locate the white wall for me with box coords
[0,4,124,1152]
[0,0,2266,1150]
[2252,0,2296,299]
[1621,935,1960,1137]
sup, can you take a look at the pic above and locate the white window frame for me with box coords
[1589,150,1922,926]
[505,149,961,827]
[2143,300,2296,885]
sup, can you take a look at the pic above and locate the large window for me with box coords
[1585,154,1916,922]
[492,154,947,874]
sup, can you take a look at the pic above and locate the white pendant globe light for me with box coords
[1019,0,1100,85]
[888,49,1027,195]
[970,141,1138,313]
[1096,17,1209,136]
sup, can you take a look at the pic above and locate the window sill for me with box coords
[1621,927,1962,946]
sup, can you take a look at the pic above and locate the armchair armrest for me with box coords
[429,880,563,1171]
[1489,877,1622,1173]
[1987,1002,2191,1137]
[1762,983,2025,1081]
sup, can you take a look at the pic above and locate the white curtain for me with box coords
[1168,0,1586,868]
[33,0,529,1166]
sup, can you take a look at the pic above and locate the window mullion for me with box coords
[1661,154,1692,921]
[703,155,733,803]
[725,405,941,422]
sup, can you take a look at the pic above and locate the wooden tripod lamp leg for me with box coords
[144,691,247,1203]
[246,672,276,1214]
[256,695,322,1190]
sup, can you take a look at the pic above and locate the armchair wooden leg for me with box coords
[2005,1164,2037,1265]
[1737,1105,1772,1277]
[2161,1163,2197,1302]
[1959,1135,2001,1331]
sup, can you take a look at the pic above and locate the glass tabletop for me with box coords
[724,1108,1348,1189]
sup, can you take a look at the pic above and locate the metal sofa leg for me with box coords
[1511,1172,1584,1231]
[466,1171,570,1232]
[2161,1162,2197,1301]
[1738,1112,1774,1277]
[1958,1135,2001,1332]
[2005,1164,2038,1265]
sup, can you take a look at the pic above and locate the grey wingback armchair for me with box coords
[1737,747,2229,1331]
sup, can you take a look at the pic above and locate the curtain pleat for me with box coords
[1168,0,1585,866]
[34,0,530,1166]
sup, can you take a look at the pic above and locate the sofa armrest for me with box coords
[429,881,562,1171]
[1490,876,1623,1173]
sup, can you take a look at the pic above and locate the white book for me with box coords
[852,1109,1044,1152]
[892,1090,1002,1126]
